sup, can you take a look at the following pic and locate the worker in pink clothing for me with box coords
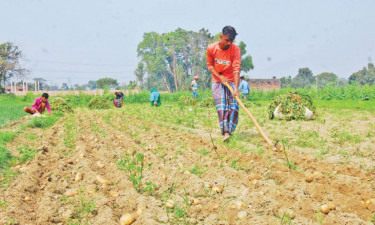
[207,26,241,142]
[23,93,52,115]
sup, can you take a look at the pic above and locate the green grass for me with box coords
[17,146,38,163]
[0,94,30,128]
[0,131,17,145]
[0,146,13,170]
[315,99,375,111]
[28,111,63,128]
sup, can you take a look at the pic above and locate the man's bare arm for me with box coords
[208,68,228,84]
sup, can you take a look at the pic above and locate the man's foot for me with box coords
[223,133,230,142]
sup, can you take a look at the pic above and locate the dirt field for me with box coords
[0,104,374,224]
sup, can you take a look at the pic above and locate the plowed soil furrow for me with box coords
[113,109,375,223]
[0,107,374,225]
[89,109,280,224]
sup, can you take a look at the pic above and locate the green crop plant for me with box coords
[0,146,14,170]
[0,200,8,208]
[280,212,294,225]
[160,187,191,225]
[230,158,247,172]
[178,96,194,106]
[276,139,297,171]
[17,146,38,163]
[117,153,145,193]
[197,148,209,156]
[67,196,96,225]
[4,217,18,225]
[189,164,207,177]
[143,181,157,196]
[64,116,78,150]
[197,97,214,107]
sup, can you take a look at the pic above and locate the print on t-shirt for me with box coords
[215,58,231,65]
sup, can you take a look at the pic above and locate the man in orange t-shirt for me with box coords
[207,26,241,142]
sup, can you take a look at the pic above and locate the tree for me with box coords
[136,28,254,92]
[96,77,118,89]
[238,41,254,73]
[134,62,145,88]
[33,78,47,90]
[280,76,292,88]
[0,42,27,92]
[87,80,97,90]
[61,83,69,90]
[348,63,375,85]
[126,80,138,90]
[291,68,315,88]
[316,72,338,88]
[137,28,213,92]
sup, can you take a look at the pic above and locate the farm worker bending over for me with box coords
[23,93,52,115]
[239,76,250,100]
[149,88,161,107]
[113,91,124,107]
[207,25,241,142]
[190,75,199,104]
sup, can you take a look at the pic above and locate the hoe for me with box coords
[223,81,278,151]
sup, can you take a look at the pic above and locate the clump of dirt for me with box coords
[50,97,73,113]
[88,96,111,109]
[198,97,215,108]
[268,92,316,120]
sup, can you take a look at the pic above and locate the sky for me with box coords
[1,0,375,87]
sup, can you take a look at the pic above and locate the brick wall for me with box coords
[248,79,281,91]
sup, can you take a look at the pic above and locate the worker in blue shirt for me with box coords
[238,76,250,100]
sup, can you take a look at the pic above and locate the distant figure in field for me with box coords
[207,25,241,142]
[190,75,199,104]
[239,76,250,100]
[23,93,52,115]
[149,88,161,107]
[113,91,124,107]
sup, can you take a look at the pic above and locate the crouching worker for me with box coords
[113,91,124,108]
[23,93,52,116]
[149,88,161,107]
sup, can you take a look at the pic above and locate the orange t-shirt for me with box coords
[206,42,241,82]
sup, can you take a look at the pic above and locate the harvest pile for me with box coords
[178,96,194,106]
[268,92,316,120]
[88,96,111,109]
[197,97,215,108]
[50,97,73,113]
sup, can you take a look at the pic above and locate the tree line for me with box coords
[135,28,254,92]
[280,63,375,89]
[2,34,375,93]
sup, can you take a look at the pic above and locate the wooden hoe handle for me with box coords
[223,81,274,149]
